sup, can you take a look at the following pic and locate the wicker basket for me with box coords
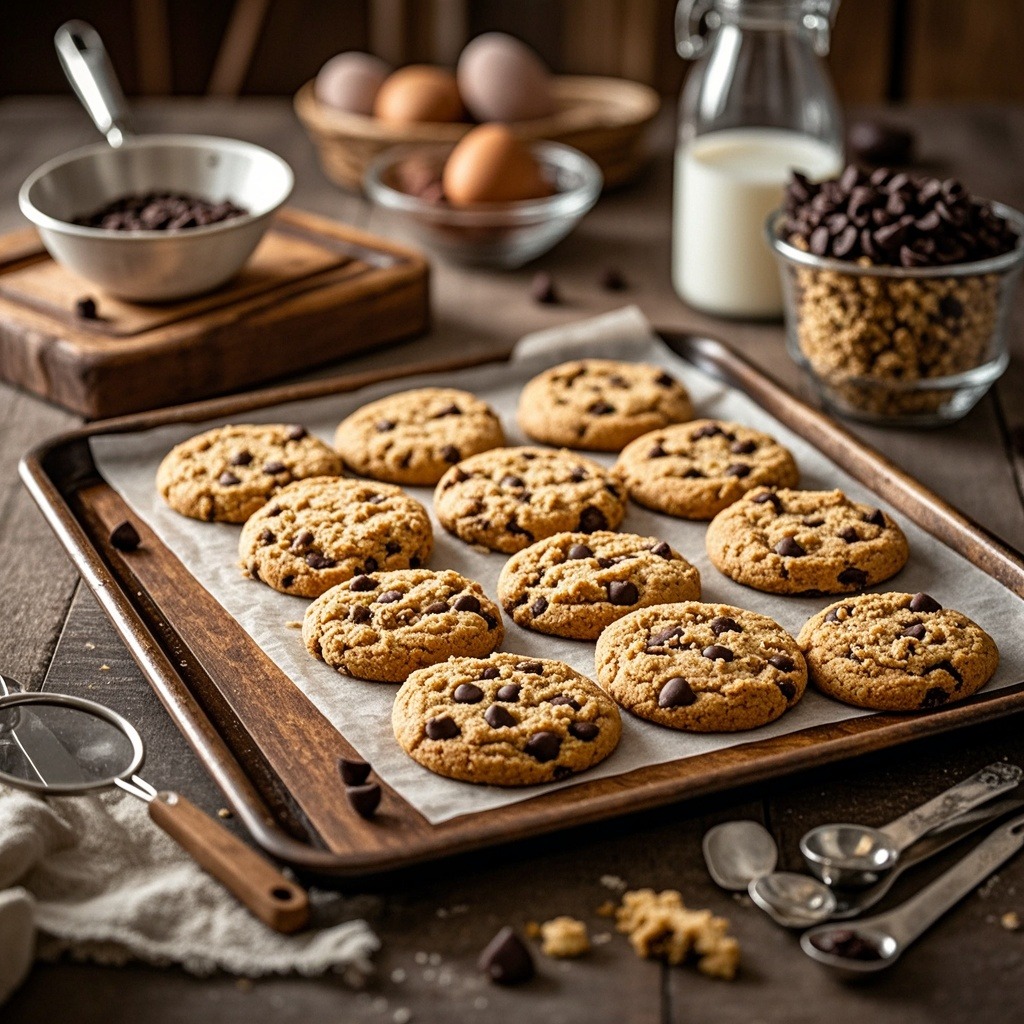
[294,75,661,193]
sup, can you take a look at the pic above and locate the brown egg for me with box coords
[457,33,555,122]
[373,65,464,124]
[442,124,552,206]
[314,52,390,115]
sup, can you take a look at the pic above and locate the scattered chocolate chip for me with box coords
[425,716,460,740]
[306,552,336,570]
[702,644,734,662]
[350,605,372,623]
[567,543,593,560]
[920,687,951,709]
[454,683,484,704]
[229,450,253,466]
[479,927,535,985]
[865,508,886,528]
[350,575,377,592]
[501,474,525,489]
[506,518,533,540]
[659,677,696,708]
[599,266,628,291]
[279,573,292,587]
[809,928,885,961]
[725,463,751,478]
[286,425,307,441]
[596,556,615,568]
[109,520,140,551]
[516,661,543,675]
[570,466,588,482]
[902,623,927,640]
[376,419,395,432]
[496,683,521,701]
[339,757,372,785]
[925,659,963,685]
[452,594,481,614]
[607,580,639,606]
[548,695,581,710]
[803,518,825,528]
[531,272,559,304]
[648,626,683,647]
[525,731,561,762]
[383,541,400,556]
[648,444,668,458]
[753,491,783,513]
[578,507,607,533]
[480,666,501,680]
[217,471,240,487]
[909,592,942,613]
[410,556,422,569]
[434,403,461,417]
[424,601,449,615]
[838,527,859,544]
[825,604,852,622]
[365,494,385,504]
[838,567,869,587]
[440,444,461,464]
[291,530,314,550]
[376,590,402,604]
[258,529,276,545]
[589,401,615,415]
[646,541,671,561]
[654,372,676,388]
[569,721,599,742]
[263,460,287,475]
[778,680,797,700]
[485,704,517,728]
[531,597,548,616]
[730,439,756,455]
[364,557,380,573]
[769,655,795,672]
[710,616,742,636]
[691,423,723,440]
[75,296,98,319]
[775,537,806,558]
[346,782,381,819]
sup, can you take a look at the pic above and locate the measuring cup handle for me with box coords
[149,792,310,934]
[883,761,1023,851]
[54,20,134,146]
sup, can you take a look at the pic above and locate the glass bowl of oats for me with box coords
[768,166,1024,426]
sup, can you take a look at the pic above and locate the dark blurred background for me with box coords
[1,0,1022,102]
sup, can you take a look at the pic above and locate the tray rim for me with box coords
[19,330,1024,877]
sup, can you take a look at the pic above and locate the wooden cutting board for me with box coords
[0,208,430,419]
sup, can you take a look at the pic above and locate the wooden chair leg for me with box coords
[207,0,272,97]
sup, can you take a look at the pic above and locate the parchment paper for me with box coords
[91,307,1024,824]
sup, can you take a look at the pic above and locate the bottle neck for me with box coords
[677,0,837,58]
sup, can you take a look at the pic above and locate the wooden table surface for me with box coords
[2,97,1023,1024]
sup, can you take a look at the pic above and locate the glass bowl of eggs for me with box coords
[364,125,603,268]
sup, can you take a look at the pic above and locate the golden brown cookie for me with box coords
[334,387,505,485]
[392,653,621,785]
[706,488,909,594]
[303,568,503,682]
[517,359,694,452]
[614,420,799,520]
[594,602,807,731]
[239,477,432,598]
[497,531,701,640]
[434,446,627,554]
[156,424,342,523]
[798,591,999,711]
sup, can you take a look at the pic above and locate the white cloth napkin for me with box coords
[0,786,379,1005]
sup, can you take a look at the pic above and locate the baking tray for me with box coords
[20,332,1024,878]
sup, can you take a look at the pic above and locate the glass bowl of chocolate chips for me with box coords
[768,165,1024,425]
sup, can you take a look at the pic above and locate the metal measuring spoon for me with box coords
[800,761,1023,887]
[801,810,1024,977]
[702,821,779,890]
[748,872,837,928]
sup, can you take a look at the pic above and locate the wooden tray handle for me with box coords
[148,791,310,934]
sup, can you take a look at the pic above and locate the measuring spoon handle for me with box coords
[866,812,1024,947]
[149,791,310,934]
[882,761,1023,852]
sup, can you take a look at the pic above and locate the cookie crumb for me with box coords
[217,807,233,819]
[596,900,618,917]
[285,620,303,629]
[1001,911,1021,931]
[85,642,95,650]
[523,921,541,939]
[100,664,110,672]
[592,931,612,946]
[540,916,590,958]
[615,888,740,980]
[600,874,628,892]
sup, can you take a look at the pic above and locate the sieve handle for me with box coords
[149,791,310,934]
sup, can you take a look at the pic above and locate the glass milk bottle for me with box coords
[673,0,844,318]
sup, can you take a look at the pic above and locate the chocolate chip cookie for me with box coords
[239,477,433,598]
[434,447,628,554]
[156,423,342,523]
[517,359,694,452]
[798,591,999,711]
[706,488,909,595]
[614,420,799,520]
[303,568,503,682]
[497,531,702,640]
[392,653,621,786]
[334,387,505,486]
[595,602,807,731]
